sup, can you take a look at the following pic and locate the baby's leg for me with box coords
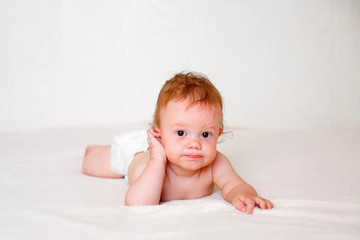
[82,145,124,178]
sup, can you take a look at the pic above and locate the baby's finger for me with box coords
[244,198,255,214]
[146,130,156,144]
[254,197,267,210]
[152,131,161,138]
[146,129,152,139]
[147,130,162,143]
[266,200,273,209]
[232,198,246,212]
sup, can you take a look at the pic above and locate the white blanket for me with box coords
[1,124,359,239]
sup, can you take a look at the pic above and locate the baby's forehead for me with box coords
[165,99,219,112]
[158,100,223,129]
[161,100,223,126]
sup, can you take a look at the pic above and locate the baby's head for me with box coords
[152,71,223,131]
[152,71,224,170]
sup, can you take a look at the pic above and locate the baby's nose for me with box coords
[187,138,202,150]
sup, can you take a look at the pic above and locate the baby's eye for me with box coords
[201,132,211,138]
[177,130,186,137]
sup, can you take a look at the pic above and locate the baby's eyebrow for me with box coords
[203,126,218,132]
[169,123,186,128]
[170,123,218,131]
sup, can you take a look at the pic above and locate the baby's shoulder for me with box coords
[211,151,234,175]
[213,151,230,165]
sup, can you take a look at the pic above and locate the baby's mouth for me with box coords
[185,155,201,159]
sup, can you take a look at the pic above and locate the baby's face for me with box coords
[156,100,222,173]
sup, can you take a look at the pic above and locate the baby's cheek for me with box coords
[163,145,176,160]
[211,150,218,160]
[212,143,219,156]
[204,144,217,159]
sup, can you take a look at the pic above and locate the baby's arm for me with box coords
[125,130,166,206]
[213,152,273,214]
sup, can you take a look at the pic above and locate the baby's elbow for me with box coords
[124,193,136,206]
[124,199,155,206]
[124,193,144,206]
[125,193,159,206]
[124,199,134,206]
[124,196,142,206]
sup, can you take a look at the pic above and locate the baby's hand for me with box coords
[146,130,167,164]
[232,194,273,214]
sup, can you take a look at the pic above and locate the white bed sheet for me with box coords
[1,124,359,239]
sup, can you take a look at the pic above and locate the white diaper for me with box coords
[110,130,148,180]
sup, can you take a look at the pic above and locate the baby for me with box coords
[83,72,273,214]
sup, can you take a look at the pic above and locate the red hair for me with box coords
[153,71,223,129]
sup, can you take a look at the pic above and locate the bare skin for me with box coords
[83,100,273,214]
[83,145,123,178]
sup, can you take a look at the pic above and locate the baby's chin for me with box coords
[168,157,212,170]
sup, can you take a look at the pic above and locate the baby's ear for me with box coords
[218,129,223,137]
[153,127,161,135]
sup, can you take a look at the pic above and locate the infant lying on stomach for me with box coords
[83,71,273,214]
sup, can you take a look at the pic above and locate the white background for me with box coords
[0,0,359,132]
